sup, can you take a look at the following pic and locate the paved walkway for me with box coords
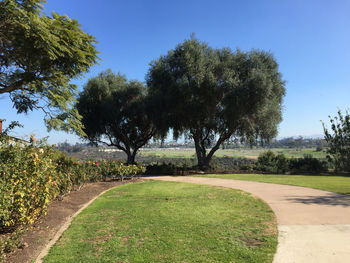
[145,176,350,263]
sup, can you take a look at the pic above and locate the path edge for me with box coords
[35,184,122,262]
[144,177,280,261]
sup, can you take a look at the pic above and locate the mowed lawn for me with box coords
[44,181,277,263]
[193,174,350,196]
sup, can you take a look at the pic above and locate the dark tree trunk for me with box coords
[123,145,135,165]
[194,136,211,171]
[126,150,137,165]
[193,131,232,171]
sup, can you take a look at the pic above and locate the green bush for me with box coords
[106,161,146,181]
[255,151,289,173]
[0,137,145,259]
[255,151,328,174]
[239,163,255,171]
[0,140,58,229]
[289,155,328,173]
[145,163,191,175]
[323,110,350,172]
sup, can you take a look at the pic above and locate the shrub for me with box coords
[0,229,24,260]
[323,110,350,172]
[239,163,255,171]
[0,140,59,230]
[289,155,328,173]
[107,161,146,181]
[145,163,191,175]
[255,151,328,174]
[255,151,289,173]
[0,137,145,259]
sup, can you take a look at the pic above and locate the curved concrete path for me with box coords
[145,176,350,263]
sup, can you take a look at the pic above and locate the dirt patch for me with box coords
[85,233,114,245]
[4,178,142,263]
[239,236,263,247]
[119,235,131,245]
[244,155,258,160]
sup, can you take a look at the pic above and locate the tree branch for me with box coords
[206,131,233,161]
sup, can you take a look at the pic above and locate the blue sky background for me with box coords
[1,0,350,144]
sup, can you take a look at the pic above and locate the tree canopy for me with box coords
[323,110,350,172]
[0,0,99,135]
[147,38,285,169]
[77,70,155,164]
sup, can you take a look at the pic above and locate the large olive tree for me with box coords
[0,0,99,135]
[77,70,155,164]
[147,38,285,170]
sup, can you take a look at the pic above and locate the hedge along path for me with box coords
[145,176,350,263]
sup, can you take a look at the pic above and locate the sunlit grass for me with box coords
[44,181,277,263]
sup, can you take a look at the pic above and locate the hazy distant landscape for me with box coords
[55,137,328,172]
[67,146,327,160]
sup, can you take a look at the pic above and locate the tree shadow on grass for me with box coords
[286,193,350,207]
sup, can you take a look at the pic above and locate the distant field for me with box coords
[139,147,327,159]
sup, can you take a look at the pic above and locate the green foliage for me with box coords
[147,37,285,170]
[0,121,23,138]
[0,229,24,261]
[145,162,191,175]
[240,163,256,171]
[255,151,327,174]
[0,138,145,258]
[77,70,155,164]
[0,140,58,229]
[0,0,99,135]
[323,110,350,172]
[255,151,289,173]
[289,155,328,174]
[106,161,146,181]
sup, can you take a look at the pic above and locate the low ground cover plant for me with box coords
[0,137,145,260]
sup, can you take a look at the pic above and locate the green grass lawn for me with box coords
[139,147,327,159]
[193,174,350,196]
[44,181,277,263]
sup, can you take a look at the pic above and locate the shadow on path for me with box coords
[286,193,350,207]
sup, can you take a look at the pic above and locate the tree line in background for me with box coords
[56,137,328,153]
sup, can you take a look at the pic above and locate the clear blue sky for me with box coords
[1,0,350,143]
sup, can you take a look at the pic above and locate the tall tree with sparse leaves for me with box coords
[323,110,350,172]
[77,70,155,164]
[0,0,99,135]
[147,37,285,170]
